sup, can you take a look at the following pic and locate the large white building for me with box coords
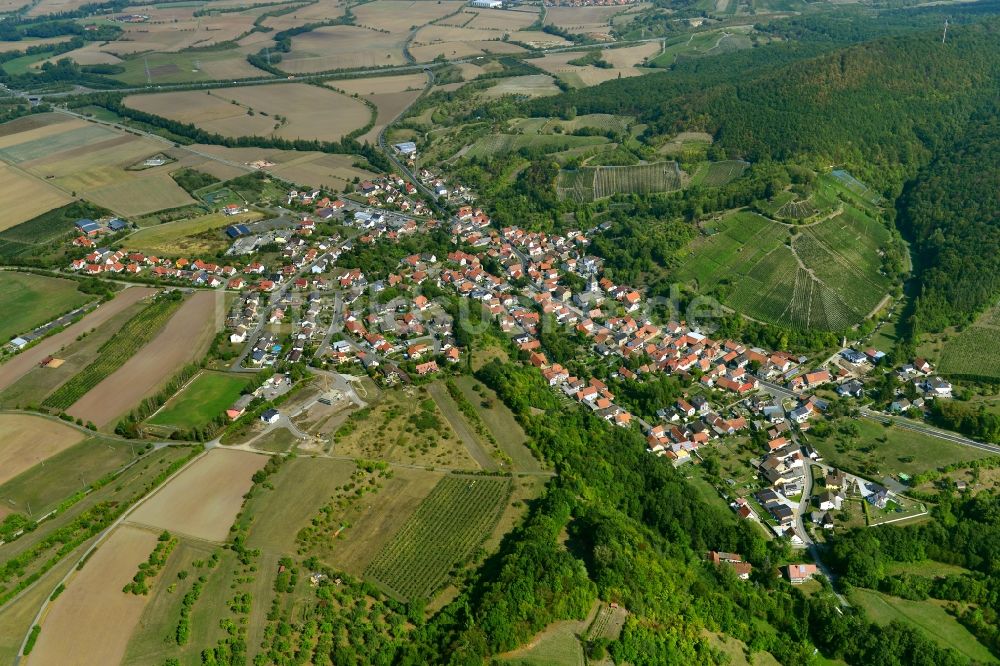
[469,0,502,8]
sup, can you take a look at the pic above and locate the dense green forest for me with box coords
[528,22,1000,197]
[897,105,1000,332]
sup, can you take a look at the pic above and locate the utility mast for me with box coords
[942,18,949,44]
[144,55,151,84]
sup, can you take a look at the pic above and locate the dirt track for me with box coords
[67,290,220,428]
[0,286,156,393]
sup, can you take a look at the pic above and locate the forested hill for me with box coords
[898,105,1000,332]
[527,20,1000,196]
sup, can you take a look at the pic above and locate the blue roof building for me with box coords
[75,219,100,235]
[108,218,128,231]
[226,224,251,239]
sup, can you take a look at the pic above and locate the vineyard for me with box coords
[557,161,682,201]
[556,168,595,203]
[675,209,892,331]
[702,160,748,187]
[364,475,511,601]
[42,295,181,411]
[939,305,1000,379]
[776,198,818,219]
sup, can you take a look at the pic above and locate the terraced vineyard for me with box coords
[675,208,893,331]
[557,161,681,201]
[42,295,181,411]
[365,475,511,601]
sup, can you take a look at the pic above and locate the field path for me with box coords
[0,285,156,393]
[67,290,221,428]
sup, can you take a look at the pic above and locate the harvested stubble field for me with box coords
[29,525,161,666]
[327,72,427,142]
[0,113,195,216]
[127,449,266,542]
[280,25,409,73]
[533,41,659,87]
[365,475,511,600]
[544,4,627,32]
[101,5,273,53]
[0,414,84,485]
[463,7,539,31]
[46,295,183,413]
[35,42,122,68]
[0,271,91,342]
[125,210,262,256]
[125,84,371,142]
[0,286,156,394]
[409,24,527,61]
[188,144,376,189]
[352,0,466,33]
[66,290,221,428]
[0,165,72,231]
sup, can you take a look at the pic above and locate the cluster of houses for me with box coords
[355,176,433,216]
[416,168,476,205]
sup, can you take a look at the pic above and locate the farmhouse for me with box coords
[785,564,818,584]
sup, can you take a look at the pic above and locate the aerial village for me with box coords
[57,165,955,556]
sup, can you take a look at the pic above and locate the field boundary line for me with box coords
[14,445,209,664]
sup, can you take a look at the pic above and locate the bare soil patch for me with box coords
[126,449,266,542]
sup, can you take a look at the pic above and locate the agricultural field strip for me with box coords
[364,475,511,600]
[43,297,181,411]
